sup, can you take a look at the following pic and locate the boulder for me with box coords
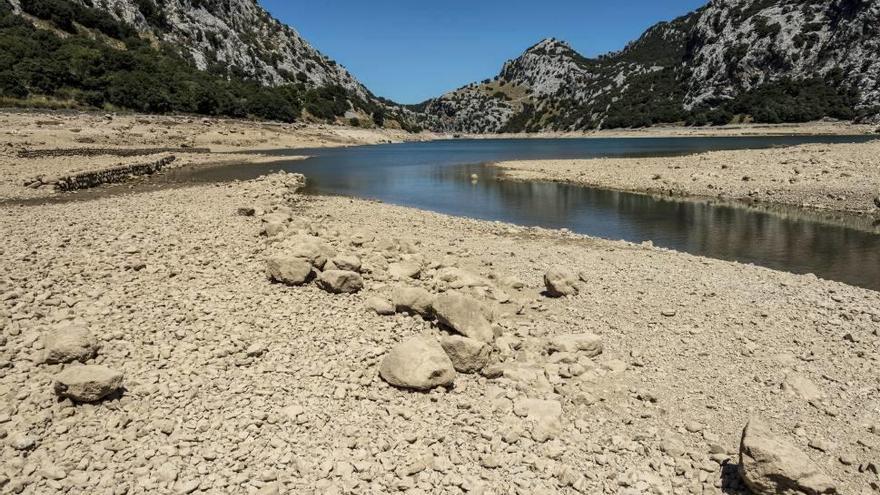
[440,335,490,373]
[333,255,362,273]
[544,266,579,297]
[316,270,364,294]
[739,418,838,495]
[432,293,494,343]
[392,287,435,317]
[286,236,336,269]
[379,336,456,390]
[388,261,421,280]
[547,333,603,358]
[43,325,99,364]
[53,365,123,403]
[366,296,395,316]
[266,256,312,286]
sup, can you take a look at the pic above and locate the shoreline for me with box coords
[494,140,880,220]
[1,173,877,493]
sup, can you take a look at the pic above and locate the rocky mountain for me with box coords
[9,0,369,98]
[419,0,880,133]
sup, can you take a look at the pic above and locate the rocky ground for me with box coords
[497,140,880,217]
[1,167,878,494]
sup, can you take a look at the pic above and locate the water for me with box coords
[171,135,880,291]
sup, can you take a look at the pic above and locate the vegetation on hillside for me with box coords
[0,0,378,124]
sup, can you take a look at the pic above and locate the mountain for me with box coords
[418,0,880,132]
[1,0,416,128]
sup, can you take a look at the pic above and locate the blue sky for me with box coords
[261,1,707,104]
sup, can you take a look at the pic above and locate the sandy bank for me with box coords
[0,171,877,493]
[497,140,880,217]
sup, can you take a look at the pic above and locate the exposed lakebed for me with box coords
[152,136,880,290]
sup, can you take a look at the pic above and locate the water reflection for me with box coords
[182,136,880,291]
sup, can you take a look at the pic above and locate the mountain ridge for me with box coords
[417,0,880,132]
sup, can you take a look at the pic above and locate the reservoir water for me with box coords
[171,135,880,290]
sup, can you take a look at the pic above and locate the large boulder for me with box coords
[739,418,838,495]
[266,256,313,286]
[440,335,490,373]
[544,266,579,297]
[317,270,364,294]
[432,293,494,343]
[547,333,603,358]
[379,336,456,390]
[53,365,123,403]
[392,287,435,317]
[43,325,99,364]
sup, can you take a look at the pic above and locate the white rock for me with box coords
[379,336,456,390]
[514,398,562,442]
[43,324,99,364]
[739,418,837,495]
[266,256,312,286]
[432,293,494,343]
[544,266,579,297]
[388,261,421,279]
[392,286,435,317]
[440,335,490,373]
[547,333,603,357]
[316,270,364,294]
[53,365,123,403]
[333,255,362,273]
[366,296,395,316]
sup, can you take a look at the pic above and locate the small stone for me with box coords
[782,373,824,402]
[661,309,677,317]
[316,270,364,294]
[513,398,562,442]
[156,462,179,483]
[392,286,435,317]
[379,336,456,390]
[38,464,66,481]
[440,335,490,373]
[266,256,313,286]
[366,296,395,315]
[10,434,37,451]
[236,207,256,217]
[388,261,421,279]
[333,255,362,273]
[43,324,99,364]
[546,333,603,357]
[53,365,123,403]
[544,266,579,297]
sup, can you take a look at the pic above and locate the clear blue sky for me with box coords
[261,1,707,104]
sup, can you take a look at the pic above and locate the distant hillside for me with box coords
[418,0,880,132]
[0,0,417,129]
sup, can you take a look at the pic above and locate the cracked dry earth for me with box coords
[1,173,879,494]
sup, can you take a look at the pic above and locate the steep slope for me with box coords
[9,0,368,97]
[420,0,880,132]
[2,0,420,127]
